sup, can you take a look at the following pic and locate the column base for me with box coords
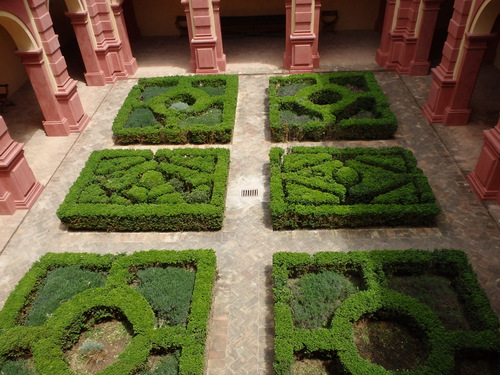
[15,181,44,210]
[84,71,107,86]
[422,103,444,124]
[467,172,498,200]
[42,119,71,136]
[124,57,138,75]
[409,61,431,76]
[69,113,90,134]
[443,107,471,126]
[0,191,16,215]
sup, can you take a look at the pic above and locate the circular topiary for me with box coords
[335,166,359,187]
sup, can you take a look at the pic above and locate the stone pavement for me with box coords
[0,33,500,374]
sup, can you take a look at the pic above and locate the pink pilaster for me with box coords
[0,116,44,214]
[468,122,500,200]
[211,0,226,71]
[65,11,107,86]
[15,49,70,136]
[284,0,320,73]
[86,0,127,83]
[422,0,474,123]
[409,0,445,75]
[442,33,494,125]
[182,0,224,74]
[110,1,138,75]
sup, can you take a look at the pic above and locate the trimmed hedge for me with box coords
[273,249,500,375]
[56,148,230,231]
[0,249,216,375]
[270,146,441,229]
[113,75,238,144]
[269,72,397,142]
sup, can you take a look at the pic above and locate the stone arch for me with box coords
[0,12,38,52]
[471,0,500,34]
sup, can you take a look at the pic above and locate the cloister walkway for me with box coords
[0,32,499,374]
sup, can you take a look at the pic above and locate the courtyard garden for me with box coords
[269,146,440,230]
[273,249,500,375]
[268,72,398,142]
[112,75,238,144]
[0,249,216,375]
[56,148,230,231]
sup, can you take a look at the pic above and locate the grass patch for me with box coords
[26,266,106,326]
[134,267,196,327]
[289,271,358,329]
[0,359,36,375]
[179,108,223,127]
[388,274,470,330]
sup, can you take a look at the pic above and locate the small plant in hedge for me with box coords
[273,249,500,375]
[269,72,397,142]
[270,146,440,230]
[56,148,230,231]
[113,75,238,144]
[0,249,216,375]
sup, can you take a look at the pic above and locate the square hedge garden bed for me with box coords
[269,72,397,142]
[56,148,229,231]
[113,75,238,144]
[270,146,440,230]
[273,249,500,375]
[0,249,216,375]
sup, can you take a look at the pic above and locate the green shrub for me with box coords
[56,148,230,231]
[270,146,440,230]
[113,75,238,144]
[0,359,34,375]
[135,267,196,327]
[269,72,397,142]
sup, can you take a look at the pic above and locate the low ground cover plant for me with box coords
[113,75,238,144]
[270,146,440,229]
[56,148,230,231]
[273,249,500,374]
[269,72,397,142]
[0,249,216,375]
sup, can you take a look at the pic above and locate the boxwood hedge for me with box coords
[0,249,216,375]
[269,72,397,142]
[56,148,230,231]
[113,75,238,144]
[273,249,500,374]
[270,146,440,229]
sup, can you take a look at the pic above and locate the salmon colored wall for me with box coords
[132,0,379,36]
[132,0,184,36]
[321,0,380,30]
[0,26,29,96]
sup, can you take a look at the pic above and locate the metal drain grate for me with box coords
[241,189,259,197]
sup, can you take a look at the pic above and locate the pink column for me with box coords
[376,0,398,67]
[110,0,138,75]
[284,0,320,73]
[468,121,500,200]
[65,11,107,86]
[408,0,445,75]
[422,0,474,123]
[182,0,224,74]
[442,33,494,125]
[0,116,44,214]
[85,0,128,82]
